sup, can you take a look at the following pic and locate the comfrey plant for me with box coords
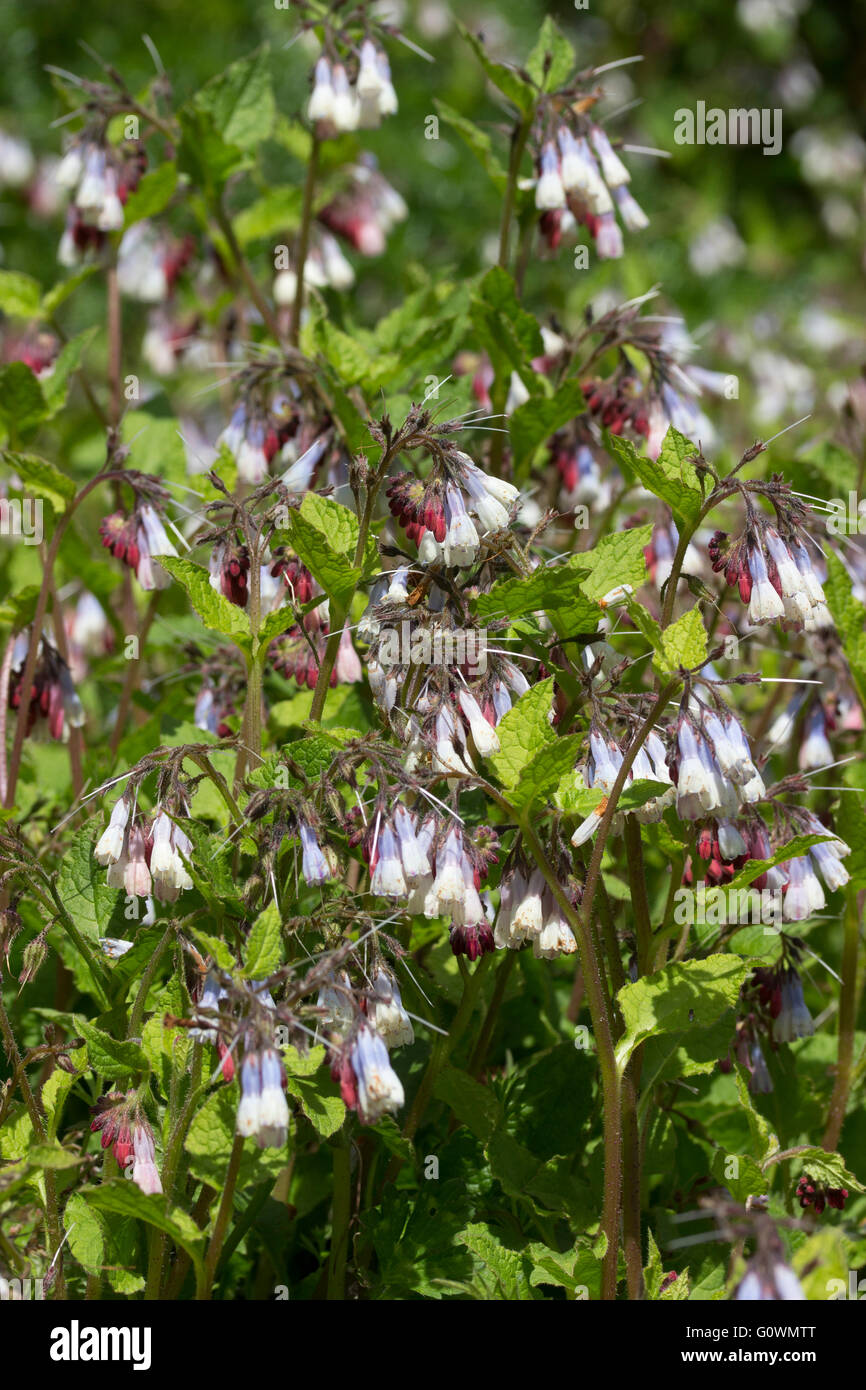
[0,5,864,1312]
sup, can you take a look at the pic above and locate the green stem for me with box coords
[521,819,621,1300]
[497,114,532,270]
[127,922,175,1040]
[290,134,321,347]
[199,1133,245,1299]
[326,1136,352,1300]
[468,950,516,1077]
[823,887,863,1150]
[145,1044,203,1300]
[0,989,64,1297]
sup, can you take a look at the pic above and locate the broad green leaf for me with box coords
[234,186,302,245]
[509,380,585,478]
[488,676,555,788]
[789,1147,863,1193]
[824,549,866,709]
[434,101,507,189]
[735,1069,779,1162]
[526,16,575,91]
[0,269,41,318]
[457,1222,536,1299]
[4,451,76,512]
[433,1064,502,1142]
[0,361,47,435]
[242,902,283,978]
[283,492,374,612]
[710,1149,767,1204]
[185,1086,287,1186]
[607,426,704,529]
[40,265,97,317]
[653,606,707,677]
[191,47,274,151]
[282,1047,346,1139]
[84,1180,206,1275]
[458,26,536,114]
[473,560,597,630]
[73,1017,150,1080]
[723,833,831,892]
[470,266,543,378]
[122,162,179,226]
[577,525,653,603]
[510,733,583,811]
[157,555,252,648]
[616,953,750,1069]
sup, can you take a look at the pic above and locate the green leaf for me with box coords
[607,426,705,529]
[458,26,537,114]
[185,1086,287,1186]
[509,380,585,478]
[734,1069,779,1162]
[242,902,283,979]
[433,101,507,190]
[0,361,47,435]
[73,1018,150,1081]
[282,1045,346,1139]
[473,560,597,630]
[789,1147,863,1194]
[189,928,236,972]
[577,525,653,603]
[723,833,831,892]
[41,328,96,418]
[157,555,252,649]
[4,451,76,512]
[654,606,708,677]
[824,549,866,709]
[710,1149,767,1204]
[0,269,41,318]
[526,16,575,92]
[616,953,751,1069]
[529,1243,601,1298]
[488,676,555,788]
[433,1065,502,1141]
[191,47,274,151]
[40,265,97,317]
[84,1180,206,1276]
[283,492,373,612]
[456,1222,536,1299]
[470,266,543,377]
[234,186,302,245]
[56,827,125,943]
[122,162,179,226]
[510,734,583,812]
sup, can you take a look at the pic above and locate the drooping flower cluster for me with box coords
[796,1174,849,1215]
[709,517,831,631]
[338,1022,405,1124]
[217,391,296,485]
[236,1045,290,1149]
[117,220,194,303]
[534,122,647,261]
[671,701,765,821]
[90,1093,162,1195]
[93,796,194,907]
[494,861,578,959]
[386,449,520,567]
[100,498,178,590]
[571,725,674,847]
[307,41,397,136]
[8,632,85,741]
[317,157,408,258]
[56,137,145,264]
